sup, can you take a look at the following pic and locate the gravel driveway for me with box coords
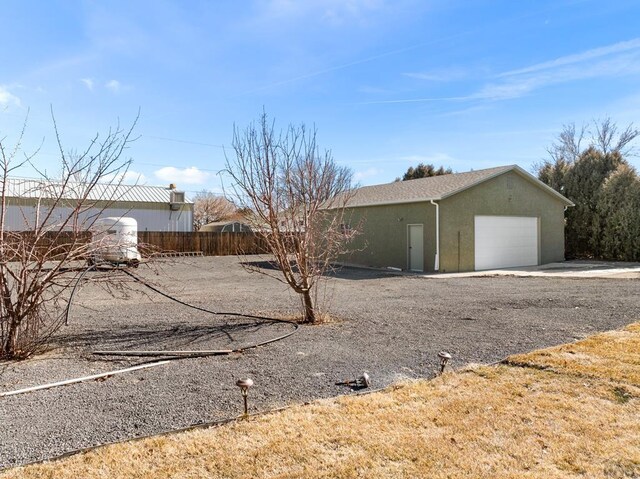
[1,256,638,468]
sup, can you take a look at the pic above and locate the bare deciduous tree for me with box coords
[547,123,586,164]
[537,118,639,194]
[0,112,138,359]
[546,119,638,164]
[593,118,639,156]
[192,191,237,230]
[225,113,358,323]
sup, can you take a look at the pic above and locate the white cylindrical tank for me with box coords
[90,217,141,266]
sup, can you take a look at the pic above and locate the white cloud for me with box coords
[105,79,121,93]
[404,67,467,82]
[81,78,94,91]
[471,38,640,101]
[358,85,395,94]
[472,77,541,101]
[323,0,384,25]
[475,49,640,101]
[261,0,384,25]
[362,38,640,105]
[354,167,382,181]
[499,38,640,78]
[154,166,211,185]
[0,85,21,107]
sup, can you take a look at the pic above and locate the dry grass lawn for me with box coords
[3,323,639,479]
[507,322,640,386]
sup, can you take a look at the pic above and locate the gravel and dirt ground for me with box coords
[1,256,639,468]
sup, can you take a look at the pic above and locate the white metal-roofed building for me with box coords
[2,178,194,232]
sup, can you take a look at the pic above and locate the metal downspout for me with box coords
[430,200,440,271]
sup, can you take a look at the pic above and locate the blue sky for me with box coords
[2,0,640,196]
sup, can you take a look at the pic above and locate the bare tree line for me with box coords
[192,191,237,231]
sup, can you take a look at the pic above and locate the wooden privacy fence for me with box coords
[137,232,269,256]
[1,232,268,260]
[1,231,93,261]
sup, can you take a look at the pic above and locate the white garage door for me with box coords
[474,216,539,271]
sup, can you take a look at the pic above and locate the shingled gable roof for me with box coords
[344,165,574,208]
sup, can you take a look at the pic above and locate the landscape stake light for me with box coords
[236,378,254,416]
[438,351,452,374]
[335,372,371,389]
[356,373,371,388]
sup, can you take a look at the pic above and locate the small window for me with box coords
[339,223,352,234]
[171,191,185,203]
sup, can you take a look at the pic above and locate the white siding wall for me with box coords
[3,204,193,232]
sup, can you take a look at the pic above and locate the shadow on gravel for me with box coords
[53,320,283,350]
[241,261,401,281]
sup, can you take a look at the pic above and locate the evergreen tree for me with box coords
[597,165,640,261]
[537,119,639,260]
[397,163,452,181]
[563,148,623,258]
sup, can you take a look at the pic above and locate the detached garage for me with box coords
[339,165,573,273]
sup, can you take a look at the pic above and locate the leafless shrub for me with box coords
[0,111,139,359]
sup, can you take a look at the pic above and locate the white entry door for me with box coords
[474,216,538,271]
[408,224,424,272]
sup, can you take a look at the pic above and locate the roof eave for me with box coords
[338,196,443,209]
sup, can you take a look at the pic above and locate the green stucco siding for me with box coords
[439,171,566,272]
[341,202,437,272]
[341,171,567,273]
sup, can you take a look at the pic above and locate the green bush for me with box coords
[597,165,640,261]
[538,124,640,261]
